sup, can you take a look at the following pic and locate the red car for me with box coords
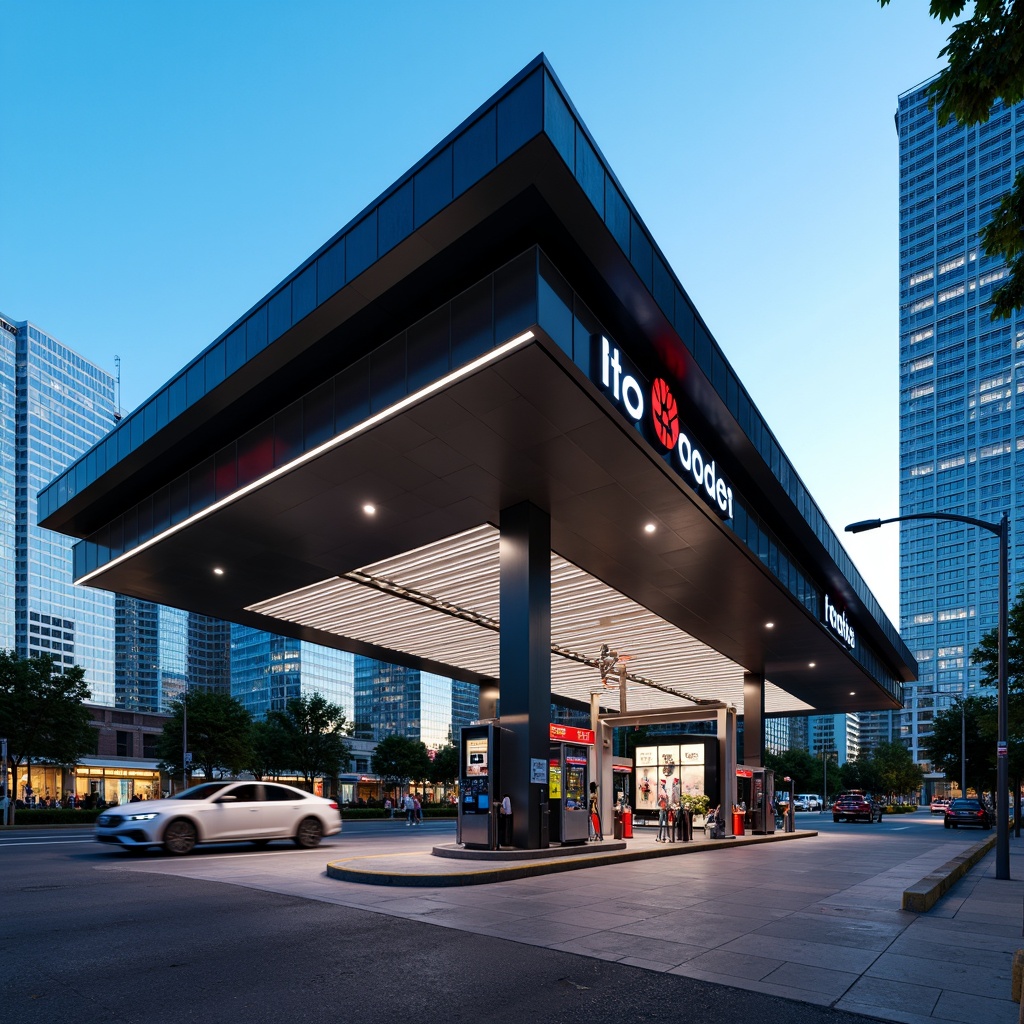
[832,791,883,823]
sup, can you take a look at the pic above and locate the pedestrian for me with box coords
[589,781,603,841]
[413,795,422,825]
[499,793,512,846]
[384,797,392,819]
[404,792,415,825]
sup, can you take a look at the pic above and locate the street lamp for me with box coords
[821,749,835,813]
[846,511,1009,880]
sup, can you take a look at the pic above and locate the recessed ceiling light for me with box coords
[362,503,376,516]
[765,622,774,629]
[809,662,816,668]
[643,523,656,534]
[849,691,856,696]
[213,567,224,576]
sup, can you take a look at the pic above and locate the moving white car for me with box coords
[95,781,342,855]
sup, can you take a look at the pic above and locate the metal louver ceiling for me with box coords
[247,524,812,716]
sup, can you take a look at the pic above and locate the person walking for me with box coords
[413,795,422,825]
[403,792,415,825]
[384,797,393,819]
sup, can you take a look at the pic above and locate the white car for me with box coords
[95,781,342,855]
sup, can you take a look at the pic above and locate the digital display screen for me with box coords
[465,737,489,776]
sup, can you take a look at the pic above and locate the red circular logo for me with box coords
[650,377,679,450]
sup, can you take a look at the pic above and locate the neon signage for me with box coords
[549,724,595,745]
[823,593,856,650]
[597,337,734,520]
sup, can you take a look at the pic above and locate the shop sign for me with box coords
[823,593,856,650]
[595,336,734,520]
[549,723,595,745]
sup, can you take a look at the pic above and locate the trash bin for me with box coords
[622,808,633,838]
[732,809,745,836]
[613,809,623,840]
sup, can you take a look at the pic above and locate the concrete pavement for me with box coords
[103,816,1024,1024]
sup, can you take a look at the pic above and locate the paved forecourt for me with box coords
[97,815,1024,1024]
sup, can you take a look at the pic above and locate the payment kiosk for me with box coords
[459,723,500,850]
[736,766,776,835]
[549,742,590,844]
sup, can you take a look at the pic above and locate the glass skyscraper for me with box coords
[2,313,118,702]
[892,81,1024,768]
[0,317,15,652]
[230,626,355,722]
[353,655,478,751]
[115,597,231,711]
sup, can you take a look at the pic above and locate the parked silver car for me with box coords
[95,781,342,855]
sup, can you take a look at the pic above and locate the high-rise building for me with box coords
[353,655,477,751]
[0,318,16,652]
[807,713,859,766]
[231,626,355,722]
[115,597,231,711]
[889,80,1024,768]
[2,313,118,702]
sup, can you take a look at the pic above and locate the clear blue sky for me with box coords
[2,1,953,624]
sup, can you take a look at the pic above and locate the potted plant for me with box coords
[682,793,710,821]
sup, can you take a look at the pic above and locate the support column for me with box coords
[498,502,550,849]
[743,672,765,767]
[718,706,737,834]
[478,682,499,721]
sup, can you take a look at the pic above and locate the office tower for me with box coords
[115,597,231,712]
[1,313,118,701]
[0,318,15,651]
[807,714,859,766]
[231,625,355,721]
[353,655,478,750]
[892,80,1024,768]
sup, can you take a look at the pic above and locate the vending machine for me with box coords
[459,723,498,850]
[549,742,590,844]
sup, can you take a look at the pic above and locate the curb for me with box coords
[901,833,997,912]
[326,829,817,887]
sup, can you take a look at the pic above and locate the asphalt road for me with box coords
[0,811,969,1024]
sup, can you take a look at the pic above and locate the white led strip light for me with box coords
[75,330,537,586]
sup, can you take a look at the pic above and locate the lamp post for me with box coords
[821,749,835,812]
[846,511,1009,880]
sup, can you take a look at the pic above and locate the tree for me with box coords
[869,740,925,802]
[0,652,95,809]
[371,734,432,798]
[971,585,1024,692]
[156,691,252,783]
[429,743,459,800]
[246,718,291,781]
[923,695,998,796]
[880,1,1024,317]
[765,747,823,796]
[266,693,352,793]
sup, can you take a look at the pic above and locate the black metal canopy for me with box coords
[40,55,913,717]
